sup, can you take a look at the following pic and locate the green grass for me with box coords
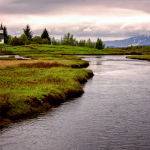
[3,44,150,57]
[0,65,93,120]
[0,45,95,127]
[1,44,150,127]
[127,55,150,61]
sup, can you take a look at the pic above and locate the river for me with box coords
[1,55,150,150]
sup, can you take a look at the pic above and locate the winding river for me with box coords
[1,55,150,150]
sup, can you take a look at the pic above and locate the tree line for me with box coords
[1,24,105,50]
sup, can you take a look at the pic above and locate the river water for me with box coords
[1,55,150,150]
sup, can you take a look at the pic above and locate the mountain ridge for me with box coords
[104,35,150,48]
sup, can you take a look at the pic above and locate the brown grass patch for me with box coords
[19,61,64,68]
[0,60,63,68]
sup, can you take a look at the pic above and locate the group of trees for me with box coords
[61,33,105,49]
[9,25,52,46]
[1,24,105,50]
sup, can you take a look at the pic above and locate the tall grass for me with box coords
[0,61,93,126]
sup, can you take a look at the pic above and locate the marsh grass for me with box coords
[127,55,150,61]
[1,44,150,127]
[0,60,93,126]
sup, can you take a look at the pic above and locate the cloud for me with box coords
[0,0,150,15]
[0,0,150,40]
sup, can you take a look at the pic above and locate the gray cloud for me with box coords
[1,0,150,40]
[7,22,150,41]
[0,0,150,15]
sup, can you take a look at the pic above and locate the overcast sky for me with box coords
[0,0,150,40]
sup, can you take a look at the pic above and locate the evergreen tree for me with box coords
[86,38,95,48]
[51,37,58,45]
[95,38,105,50]
[0,24,3,29]
[20,34,29,45]
[32,36,43,44]
[78,40,86,47]
[3,26,9,44]
[62,33,76,46]
[7,35,12,45]
[23,25,32,40]
[41,28,51,43]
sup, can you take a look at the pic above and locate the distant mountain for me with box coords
[104,35,150,48]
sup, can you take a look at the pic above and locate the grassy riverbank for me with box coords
[0,44,96,128]
[1,44,150,128]
[0,58,93,128]
[127,55,150,61]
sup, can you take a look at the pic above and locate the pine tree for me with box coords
[0,24,3,29]
[3,26,9,44]
[23,25,32,40]
[20,34,29,45]
[78,40,86,47]
[41,28,51,43]
[62,33,76,46]
[95,38,105,50]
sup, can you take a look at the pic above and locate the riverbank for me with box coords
[1,55,150,150]
[1,44,150,128]
[0,45,95,128]
[127,55,150,61]
[0,58,93,128]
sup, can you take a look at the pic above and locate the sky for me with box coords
[0,0,150,41]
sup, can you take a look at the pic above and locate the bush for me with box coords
[42,38,51,44]
[20,34,30,45]
[10,36,24,46]
[32,36,43,44]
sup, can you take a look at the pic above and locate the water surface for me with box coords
[1,55,150,150]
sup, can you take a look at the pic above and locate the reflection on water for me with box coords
[1,56,150,150]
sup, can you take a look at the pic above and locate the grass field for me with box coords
[1,44,150,57]
[0,44,150,127]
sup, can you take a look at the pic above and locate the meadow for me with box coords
[1,44,150,57]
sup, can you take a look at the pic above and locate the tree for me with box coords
[51,37,58,45]
[3,26,9,44]
[20,34,29,45]
[23,25,32,40]
[11,36,24,46]
[95,38,105,50]
[41,28,51,44]
[86,38,95,48]
[78,40,86,47]
[62,33,77,46]
[7,35,12,45]
[32,36,43,44]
